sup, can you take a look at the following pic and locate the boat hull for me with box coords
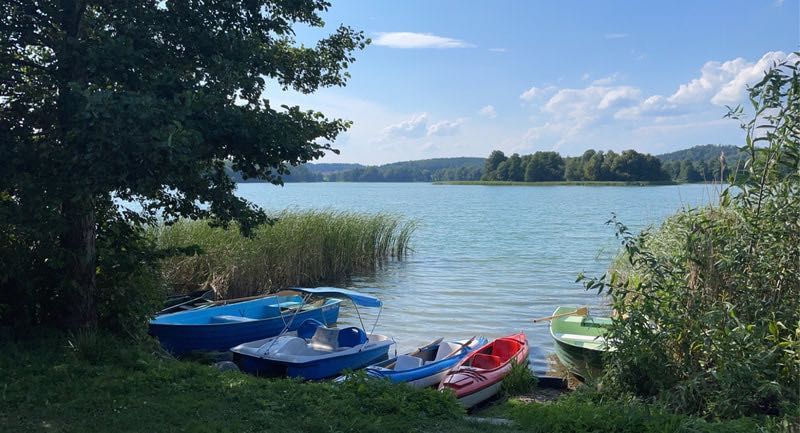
[233,341,392,380]
[457,381,502,408]
[439,333,529,409]
[553,338,604,380]
[549,306,610,380]
[365,337,488,388]
[149,300,341,354]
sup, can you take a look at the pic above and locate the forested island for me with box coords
[480,144,741,183]
[230,144,741,184]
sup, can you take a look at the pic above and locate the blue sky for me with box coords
[276,0,799,165]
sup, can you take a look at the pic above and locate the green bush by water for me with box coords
[151,210,415,299]
[501,361,538,397]
[580,57,800,418]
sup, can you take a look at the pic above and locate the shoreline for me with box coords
[432,180,680,186]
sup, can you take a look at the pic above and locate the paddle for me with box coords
[442,336,477,359]
[532,306,589,323]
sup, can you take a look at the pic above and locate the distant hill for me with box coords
[329,157,485,182]
[377,157,485,171]
[656,145,745,183]
[305,163,364,175]
[225,147,748,184]
[657,144,741,163]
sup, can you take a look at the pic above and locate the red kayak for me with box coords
[438,332,529,408]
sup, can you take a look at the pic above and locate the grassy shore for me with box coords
[433,180,678,186]
[151,210,415,299]
[0,333,779,433]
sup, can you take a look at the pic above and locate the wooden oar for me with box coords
[443,336,477,359]
[532,306,589,323]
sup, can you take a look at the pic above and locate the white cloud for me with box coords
[382,113,429,139]
[427,118,464,136]
[520,85,557,102]
[615,95,681,119]
[711,51,798,105]
[591,73,621,86]
[381,113,465,139]
[543,85,639,119]
[668,51,798,106]
[604,33,629,39]
[668,58,747,104]
[372,32,473,49]
[478,105,497,118]
[615,51,798,121]
[489,48,508,52]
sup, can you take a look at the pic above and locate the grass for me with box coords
[500,360,537,397]
[1,332,784,433]
[433,180,677,186]
[150,210,416,299]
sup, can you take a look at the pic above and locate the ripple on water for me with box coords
[237,182,714,367]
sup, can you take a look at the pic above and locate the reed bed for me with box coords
[151,210,415,299]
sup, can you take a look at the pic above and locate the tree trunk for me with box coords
[56,1,95,328]
[62,199,98,329]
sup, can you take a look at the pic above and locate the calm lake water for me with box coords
[236,182,719,373]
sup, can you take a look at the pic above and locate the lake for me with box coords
[236,182,719,373]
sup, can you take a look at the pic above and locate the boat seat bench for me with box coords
[395,355,424,371]
[559,333,605,342]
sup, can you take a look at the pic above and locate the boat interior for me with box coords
[385,341,466,371]
[554,314,611,350]
[465,338,522,370]
[245,319,383,357]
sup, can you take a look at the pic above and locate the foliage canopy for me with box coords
[0,0,367,328]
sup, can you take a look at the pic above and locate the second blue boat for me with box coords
[149,293,341,354]
[360,337,487,387]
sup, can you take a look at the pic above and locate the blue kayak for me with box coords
[361,337,487,387]
[149,294,341,354]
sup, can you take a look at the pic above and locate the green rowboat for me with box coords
[549,306,612,380]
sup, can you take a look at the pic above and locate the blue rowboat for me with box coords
[360,336,488,388]
[149,293,341,354]
[231,287,394,380]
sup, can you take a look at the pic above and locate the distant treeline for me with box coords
[226,145,741,184]
[482,145,741,183]
[329,158,483,182]
[483,149,667,182]
[658,144,742,183]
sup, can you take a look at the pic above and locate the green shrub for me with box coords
[510,396,770,433]
[581,56,800,418]
[0,200,166,335]
[501,361,538,397]
[151,210,415,298]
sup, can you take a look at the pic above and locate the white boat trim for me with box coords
[458,381,502,408]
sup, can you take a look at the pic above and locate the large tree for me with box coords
[0,1,367,328]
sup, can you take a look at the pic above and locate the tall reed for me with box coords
[150,210,416,299]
